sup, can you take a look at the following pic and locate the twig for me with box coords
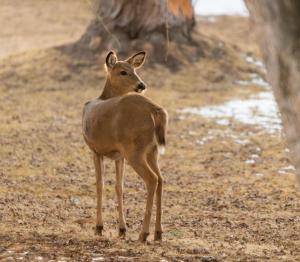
[84,0,121,49]
[165,0,170,62]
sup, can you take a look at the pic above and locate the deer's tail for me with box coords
[153,108,168,153]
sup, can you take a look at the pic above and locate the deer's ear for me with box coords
[106,51,117,68]
[126,51,146,69]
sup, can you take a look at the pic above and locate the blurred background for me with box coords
[0,1,299,261]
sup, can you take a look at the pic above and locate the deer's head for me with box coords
[105,51,147,95]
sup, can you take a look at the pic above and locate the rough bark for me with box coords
[74,0,199,68]
[246,0,300,184]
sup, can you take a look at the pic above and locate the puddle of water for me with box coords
[178,92,282,133]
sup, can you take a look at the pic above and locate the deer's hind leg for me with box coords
[93,153,104,236]
[147,147,163,241]
[115,158,126,237]
[128,152,158,242]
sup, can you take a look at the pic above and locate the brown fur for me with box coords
[82,51,168,242]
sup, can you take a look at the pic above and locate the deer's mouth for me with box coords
[135,88,146,93]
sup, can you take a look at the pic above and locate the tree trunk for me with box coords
[75,0,197,68]
[246,0,300,184]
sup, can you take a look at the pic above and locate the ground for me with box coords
[0,1,300,262]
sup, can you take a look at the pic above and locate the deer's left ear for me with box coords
[126,51,146,69]
[106,51,118,68]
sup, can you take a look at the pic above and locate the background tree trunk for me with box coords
[246,0,300,184]
[75,0,199,68]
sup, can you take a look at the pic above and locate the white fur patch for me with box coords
[159,146,166,155]
[136,89,146,94]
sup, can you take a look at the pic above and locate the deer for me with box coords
[82,51,168,242]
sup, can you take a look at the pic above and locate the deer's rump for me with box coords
[82,94,167,157]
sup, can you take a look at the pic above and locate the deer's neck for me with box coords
[99,78,119,100]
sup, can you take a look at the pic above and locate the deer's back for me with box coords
[82,94,161,156]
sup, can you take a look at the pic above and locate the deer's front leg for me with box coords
[115,158,126,237]
[93,153,104,236]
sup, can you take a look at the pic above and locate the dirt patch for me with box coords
[0,0,91,59]
[0,1,300,261]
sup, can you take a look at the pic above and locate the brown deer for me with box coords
[82,51,168,242]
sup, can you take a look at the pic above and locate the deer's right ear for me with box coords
[106,51,117,69]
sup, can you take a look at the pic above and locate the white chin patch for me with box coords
[136,89,145,93]
[159,146,166,155]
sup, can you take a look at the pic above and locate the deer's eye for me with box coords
[120,71,128,76]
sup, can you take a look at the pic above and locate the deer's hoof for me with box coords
[138,232,149,243]
[154,231,162,241]
[119,227,126,238]
[95,225,103,236]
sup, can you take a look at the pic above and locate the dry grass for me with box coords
[0,1,300,261]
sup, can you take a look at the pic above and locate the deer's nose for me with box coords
[137,83,146,90]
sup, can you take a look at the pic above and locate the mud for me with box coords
[0,1,299,261]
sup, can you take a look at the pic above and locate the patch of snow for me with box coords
[195,128,254,147]
[278,170,288,175]
[255,173,264,177]
[92,258,105,262]
[234,74,270,89]
[245,159,255,164]
[245,153,261,165]
[178,92,282,133]
[281,165,296,171]
[254,60,265,70]
[234,138,250,145]
[196,136,212,145]
[278,165,295,175]
[245,56,254,64]
[250,154,260,160]
[255,147,261,152]
[216,119,230,126]
[250,74,270,88]
[196,139,205,145]
[245,54,266,72]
